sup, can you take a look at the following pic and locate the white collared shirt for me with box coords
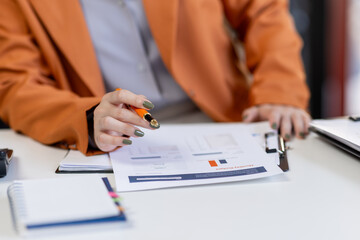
[80,0,189,110]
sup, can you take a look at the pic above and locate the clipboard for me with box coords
[264,132,289,172]
[55,126,289,174]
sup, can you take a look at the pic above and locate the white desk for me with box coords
[1,125,360,240]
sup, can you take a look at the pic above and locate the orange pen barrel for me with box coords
[131,107,149,119]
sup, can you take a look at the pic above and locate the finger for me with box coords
[242,107,259,123]
[257,104,273,121]
[111,107,153,129]
[268,110,281,130]
[291,112,305,139]
[99,116,145,138]
[280,115,292,141]
[105,89,154,109]
[94,103,151,129]
[96,133,132,152]
[302,112,312,136]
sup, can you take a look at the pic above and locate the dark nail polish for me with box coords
[149,120,160,129]
[122,139,132,145]
[300,132,305,138]
[143,101,154,109]
[271,123,277,129]
[134,130,144,137]
[243,115,248,120]
[285,134,291,140]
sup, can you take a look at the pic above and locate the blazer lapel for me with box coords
[29,0,104,97]
[143,0,179,73]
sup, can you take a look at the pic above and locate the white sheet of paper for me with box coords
[110,123,283,192]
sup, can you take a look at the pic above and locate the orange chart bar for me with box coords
[208,160,218,167]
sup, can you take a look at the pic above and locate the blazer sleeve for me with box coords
[0,0,101,155]
[222,0,310,109]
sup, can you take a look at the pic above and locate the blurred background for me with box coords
[290,0,358,119]
[0,0,357,129]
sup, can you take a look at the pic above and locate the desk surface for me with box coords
[1,124,360,240]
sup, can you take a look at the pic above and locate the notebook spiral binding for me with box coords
[7,182,27,235]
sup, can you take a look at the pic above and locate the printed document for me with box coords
[110,123,283,192]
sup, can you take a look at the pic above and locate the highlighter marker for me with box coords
[115,88,160,129]
[129,106,160,129]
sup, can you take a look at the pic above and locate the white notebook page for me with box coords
[15,176,118,226]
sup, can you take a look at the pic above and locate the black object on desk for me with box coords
[55,167,113,174]
[349,115,360,122]
[0,148,13,178]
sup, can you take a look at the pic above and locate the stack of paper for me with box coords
[57,151,112,173]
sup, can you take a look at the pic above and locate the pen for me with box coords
[102,177,125,214]
[115,88,160,129]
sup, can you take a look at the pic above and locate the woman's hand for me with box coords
[242,104,311,140]
[93,89,155,152]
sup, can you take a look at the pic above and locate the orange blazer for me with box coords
[0,0,309,155]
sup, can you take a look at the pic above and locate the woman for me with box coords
[0,0,310,154]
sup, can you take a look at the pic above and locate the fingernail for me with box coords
[300,132,306,138]
[243,115,248,120]
[285,134,291,140]
[122,139,132,145]
[149,122,160,129]
[134,129,144,137]
[271,123,277,129]
[143,101,154,109]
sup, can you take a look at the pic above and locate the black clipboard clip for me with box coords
[265,132,289,172]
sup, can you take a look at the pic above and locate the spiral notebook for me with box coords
[7,176,126,236]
